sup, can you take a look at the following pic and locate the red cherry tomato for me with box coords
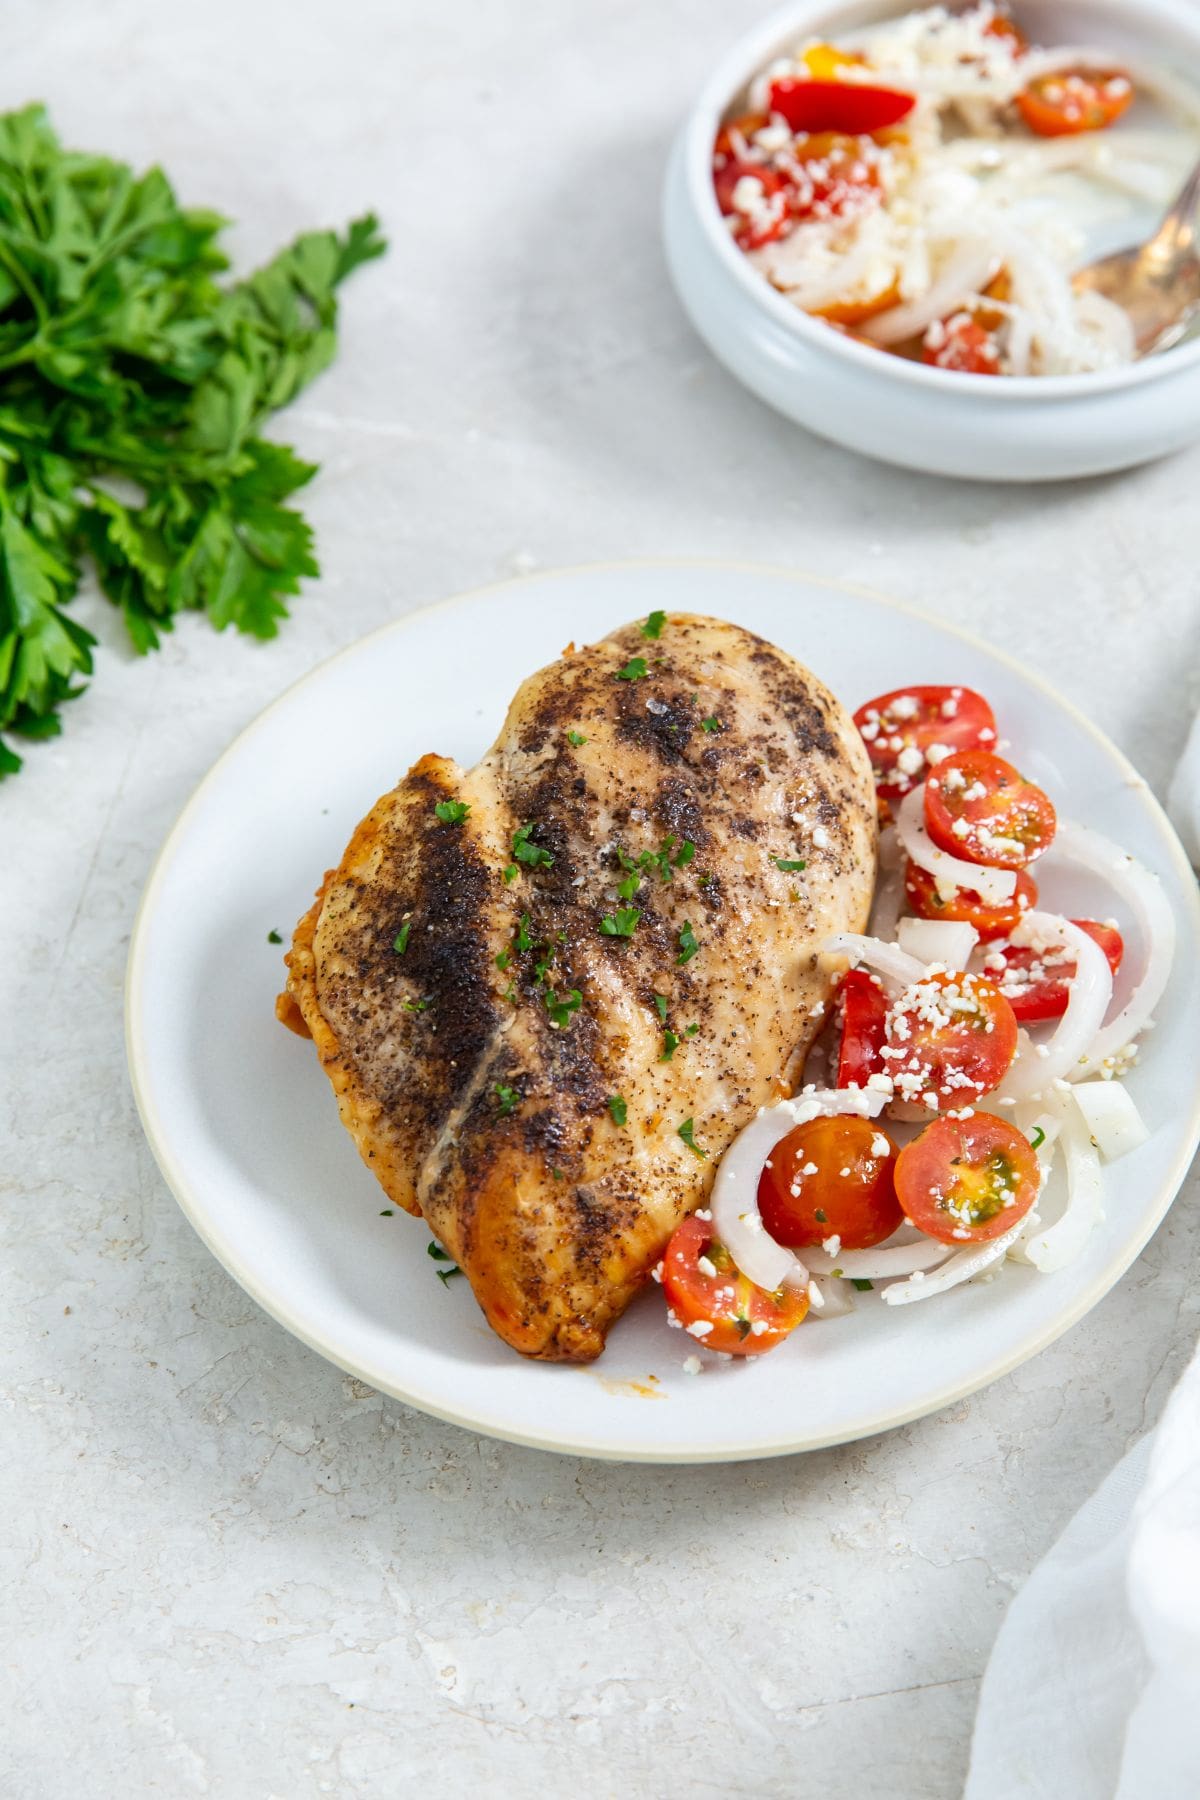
[757,1114,900,1250]
[896,1114,1041,1244]
[712,160,795,249]
[713,110,769,160]
[788,131,884,222]
[768,76,916,135]
[660,1215,809,1356]
[923,314,1002,375]
[925,750,1057,870]
[854,684,997,799]
[836,967,889,1087]
[982,919,1124,1023]
[904,859,1039,942]
[883,968,1019,1108]
[1017,69,1133,138]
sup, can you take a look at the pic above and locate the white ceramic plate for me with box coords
[126,562,1200,1462]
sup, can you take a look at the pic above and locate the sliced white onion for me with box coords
[1072,1080,1149,1162]
[995,912,1113,1100]
[710,1088,887,1292]
[1023,1099,1103,1273]
[806,1275,856,1319]
[897,916,979,971]
[804,1237,954,1280]
[861,238,997,344]
[882,1212,1034,1306]
[896,789,1017,907]
[1053,820,1176,1077]
[821,931,925,991]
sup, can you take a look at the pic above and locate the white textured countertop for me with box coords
[4,2,1199,1794]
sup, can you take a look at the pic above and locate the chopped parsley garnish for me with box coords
[552,1167,564,1181]
[615,837,694,896]
[600,907,641,939]
[544,986,582,1029]
[515,913,534,951]
[700,716,722,733]
[503,864,518,883]
[660,1030,679,1062]
[567,730,587,746]
[494,1083,520,1117]
[814,1208,828,1224]
[653,993,669,1023]
[402,997,430,1013]
[674,840,695,868]
[495,949,511,971]
[434,799,470,824]
[512,822,554,869]
[608,1095,628,1127]
[774,857,807,873]
[735,1316,753,1341]
[677,920,700,964]
[677,1118,707,1159]
[393,920,412,954]
[437,1265,464,1286]
[379,1209,394,1217]
[685,1023,699,1037]
[267,928,283,945]
[851,1278,874,1293]
[1030,1126,1046,1151]
[616,656,648,682]
[640,610,667,640]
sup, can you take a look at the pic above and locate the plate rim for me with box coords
[125,557,1200,1462]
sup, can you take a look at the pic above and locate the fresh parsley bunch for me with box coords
[0,103,385,776]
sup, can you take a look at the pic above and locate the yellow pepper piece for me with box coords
[802,42,861,80]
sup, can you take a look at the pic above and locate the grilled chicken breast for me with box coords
[278,613,876,1360]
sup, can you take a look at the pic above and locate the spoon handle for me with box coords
[1155,155,1200,260]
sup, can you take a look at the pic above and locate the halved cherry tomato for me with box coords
[925,749,1057,869]
[811,275,900,326]
[904,859,1038,942]
[757,1114,900,1249]
[788,131,884,221]
[713,160,795,249]
[983,919,1124,1023]
[713,110,769,160]
[883,968,1019,1108]
[854,684,997,798]
[895,1114,1040,1244]
[661,1215,808,1355]
[973,266,1012,331]
[1017,69,1133,138]
[836,967,889,1087]
[769,76,916,135]
[923,314,1002,375]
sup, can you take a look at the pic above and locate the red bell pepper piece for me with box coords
[768,77,916,136]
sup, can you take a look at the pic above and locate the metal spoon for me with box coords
[1073,155,1200,357]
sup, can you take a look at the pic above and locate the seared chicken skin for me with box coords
[278,614,876,1360]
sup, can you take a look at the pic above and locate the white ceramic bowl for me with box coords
[663,0,1200,480]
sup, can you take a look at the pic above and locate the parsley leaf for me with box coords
[608,1094,627,1126]
[495,949,511,971]
[599,907,640,939]
[512,822,553,869]
[640,610,667,640]
[393,920,411,954]
[434,800,470,824]
[402,997,429,1013]
[0,105,385,777]
[660,1029,679,1062]
[700,716,722,733]
[1030,1126,1046,1151]
[515,913,533,951]
[503,864,518,883]
[437,1265,464,1286]
[544,986,582,1029]
[851,1278,874,1292]
[774,857,807,872]
[677,921,700,964]
[267,928,283,944]
[427,1241,454,1261]
[653,994,669,1023]
[616,657,648,682]
[677,1118,707,1159]
[494,1083,520,1117]
[567,729,587,746]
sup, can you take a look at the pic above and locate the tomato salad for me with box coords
[658,679,1175,1363]
[713,4,1200,376]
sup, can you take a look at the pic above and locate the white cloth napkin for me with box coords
[965,1338,1200,1798]
[967,742,1200,1798]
